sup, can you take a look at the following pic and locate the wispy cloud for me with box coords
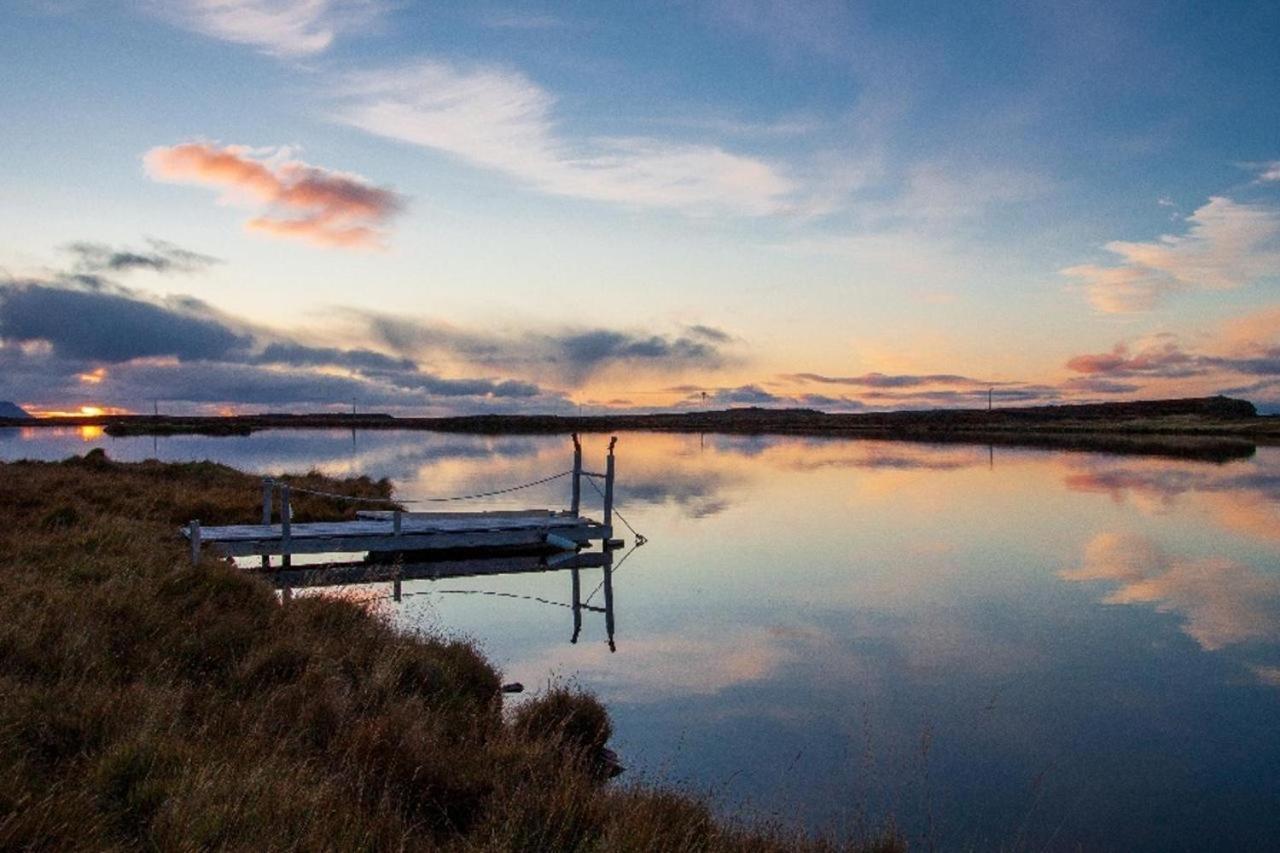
[330,60,795,216]
[144,142,404,249]
[150,0,388,57]
[480,11,567,30]
[64,238,219,275]
[784,371,990,389]
[1255,161,1280,183]
[1063,196,1280,312]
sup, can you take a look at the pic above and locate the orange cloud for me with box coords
[144,142,403,250]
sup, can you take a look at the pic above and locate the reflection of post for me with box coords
[570,566,582,643]
[602,543,616,653]
[571,433,582,517]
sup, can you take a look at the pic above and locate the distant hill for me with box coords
[0,402,31,419]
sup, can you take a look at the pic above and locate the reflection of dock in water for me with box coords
[264,547,622,651]
[182,436,637,650]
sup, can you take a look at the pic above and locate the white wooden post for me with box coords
[281,484,292,569]
[189,519,201,565]
[602,436,616,531]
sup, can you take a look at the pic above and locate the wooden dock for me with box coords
[184,435,622,565]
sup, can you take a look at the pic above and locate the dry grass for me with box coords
[0,450,901,852]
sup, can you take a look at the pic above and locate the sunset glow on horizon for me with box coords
[1,2,1277,415]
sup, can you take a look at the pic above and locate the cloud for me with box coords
[1063,196,1280,312]
[898,162,1050,222]
[359,312,735,384]
[785,371,988,388]
[150,0,387,57]
[0,273,562,413]
[144,142,404,249]
[0,279,252,362]
[480,12,567,30]
[1065,338,1205,379]
[1062,532,1280,652]
[330,60,795,216]
[1256,161,1280,183]
[252,341,417,372]
[1066,333,1280,383]
[64,238,219,275]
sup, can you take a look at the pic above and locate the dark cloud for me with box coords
[558,329,720,370]
[359,311,734,382]
[860,386,1061,404]
[65,239,220,275]
[0,280,251,362]
[708,384,783,405]
[685,324,733,342]
[254,342,417,373]
[0,274,558,412]
[1061,377,1144,394]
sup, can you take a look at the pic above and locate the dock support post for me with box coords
[571,433,582,517]
[281,484,292,569]
[393,510,402,536]
[189,519,201,565]
[602,436,616,531]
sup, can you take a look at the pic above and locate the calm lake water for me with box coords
[4,426,1279,850]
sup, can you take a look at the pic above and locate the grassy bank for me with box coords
[0,451,900,851]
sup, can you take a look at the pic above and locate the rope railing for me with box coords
[268,470,574,505]
[585,474,648,546]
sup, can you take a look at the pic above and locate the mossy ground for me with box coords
[0,451,901,852]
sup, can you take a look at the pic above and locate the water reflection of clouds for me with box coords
[1060,453,1280,543]
[1063,532,1280,657]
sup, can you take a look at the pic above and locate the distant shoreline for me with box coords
[3,396,1276,462]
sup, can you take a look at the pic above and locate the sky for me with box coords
[1,0,1278,416]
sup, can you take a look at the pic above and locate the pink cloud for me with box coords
[144,142,403,250]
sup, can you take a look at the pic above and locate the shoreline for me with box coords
[3,396,1274,463]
